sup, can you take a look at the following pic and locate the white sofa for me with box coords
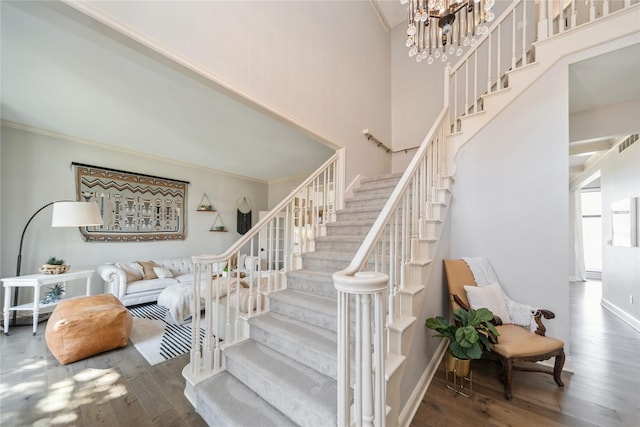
[97,255,266,307]
[97,257,202,306]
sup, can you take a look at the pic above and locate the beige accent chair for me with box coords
[443,259,565,400]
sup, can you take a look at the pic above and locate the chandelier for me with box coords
[401,0,496,64]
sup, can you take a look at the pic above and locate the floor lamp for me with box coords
[12,200,103,325]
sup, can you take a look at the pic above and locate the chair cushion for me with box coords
[493,324,564,359]
[45,294,132,364]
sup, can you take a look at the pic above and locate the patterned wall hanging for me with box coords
[74,162,189,242]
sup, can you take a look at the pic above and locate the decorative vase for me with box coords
[446,352,471,378]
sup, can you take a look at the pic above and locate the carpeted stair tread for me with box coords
[270,289,335,316]
[225,340,337,426]
[269,289,337,330]
[196,371,296,427]
[285,270,336,298]
[249,312,337,377]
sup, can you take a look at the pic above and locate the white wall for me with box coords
[71,0,393,185]
[601,140,640,324]
[0,125,268,303]
[450,62,570,348]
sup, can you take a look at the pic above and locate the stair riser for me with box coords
[286,275,337,299]
[315,240,361,253]
[302,256,356,271]
[336,210,381,221]
[325,224,373,237]
[352,187,395,198]
[344,198,388,210]
[270,297,337,332]
[250,323,337,380]
[224,355,333,427]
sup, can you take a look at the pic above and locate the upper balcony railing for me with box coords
[448,0,639,132]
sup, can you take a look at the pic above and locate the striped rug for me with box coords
[127,303,206,365]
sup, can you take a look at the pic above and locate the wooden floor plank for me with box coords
[2,280,638,426]
[410,281,640,427]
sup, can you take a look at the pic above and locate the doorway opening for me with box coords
[580,187,602,280]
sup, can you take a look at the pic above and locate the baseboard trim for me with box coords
[538,355,574,374]
[601,298,640,332]
[398,340,448,427]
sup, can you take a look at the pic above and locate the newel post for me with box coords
[334,270,389,427]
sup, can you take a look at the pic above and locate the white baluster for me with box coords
[487,33,492,94]
[511,9,517,69]
[497,25,502,90]
[571,0,577,29]
[464,60,469,116]
[522,0,527,65]
[590,0,596,20]
[473,51,478,112]
[538,0,549,40]
[336,291,350,426]
[559,0,565,33]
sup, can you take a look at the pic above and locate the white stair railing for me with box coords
[449,0,639,132]
[184,151,344,384]
[333,105,450,426]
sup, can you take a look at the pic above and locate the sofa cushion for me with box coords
[127,277,178,294]
[175,273,194,285]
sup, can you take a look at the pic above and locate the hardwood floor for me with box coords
[411,281,640,427]
[0,319,206,426]
[1,281,638,426]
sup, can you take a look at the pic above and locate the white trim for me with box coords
[538,355,574,374]
[369,0,391,33]
[601,298,640,332]
[344,174,364,200]
[398,340,448,427]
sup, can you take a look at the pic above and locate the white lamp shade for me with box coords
[51,201,103,227]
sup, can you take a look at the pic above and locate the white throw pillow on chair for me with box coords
[464,281,512,323]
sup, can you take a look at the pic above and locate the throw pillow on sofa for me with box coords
[115,262,144,283]
[137,261,158,280]
[153,266,174,279]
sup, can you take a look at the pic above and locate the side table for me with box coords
[2,270,94,335]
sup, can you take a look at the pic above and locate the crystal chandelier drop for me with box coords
[401,0,495,64]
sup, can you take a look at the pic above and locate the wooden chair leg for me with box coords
[503,359,513,400]
[554,349,565,387]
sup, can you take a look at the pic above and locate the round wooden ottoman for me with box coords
[45,294,132,364]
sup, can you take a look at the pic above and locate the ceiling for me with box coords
[0,1,335,183]
[2,1,637,185]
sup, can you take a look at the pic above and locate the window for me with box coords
[581,190,602,273]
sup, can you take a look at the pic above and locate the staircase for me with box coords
[185,3,640,425]
[194,174,405,426]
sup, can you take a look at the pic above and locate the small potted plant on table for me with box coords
[39,256,69,275]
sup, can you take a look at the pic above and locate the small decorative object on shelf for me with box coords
[39,256,70,275]
[41,283,64,304]
[209,213,227,232]
[197,193,215,211]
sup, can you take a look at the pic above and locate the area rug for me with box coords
[128,303,205,366]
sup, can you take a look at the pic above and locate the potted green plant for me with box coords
[41,283,65,304]
[39,256,69,275]
[425,307,500,377]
